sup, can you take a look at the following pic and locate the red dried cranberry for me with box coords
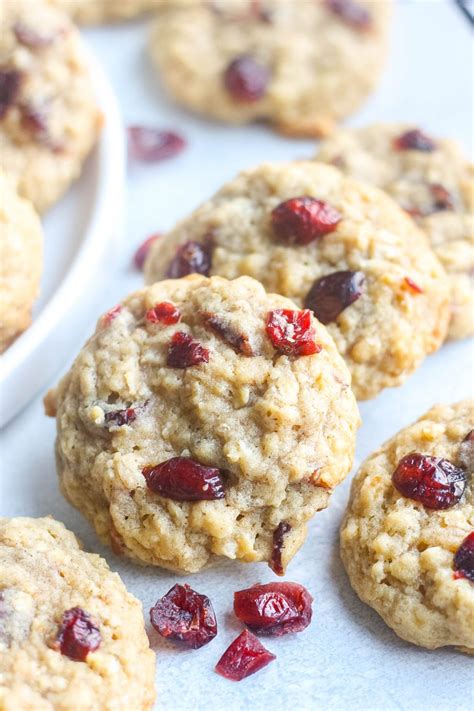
[392,453,467,510]
[146,302,181,325]
[0,70,22,119]
[128,126,186,162]
[453,532,474,582]
[458,430,474,472]
[234,582,313,636]
[266,310,320,357]
[403,276,423,294]
[270,521,291,576]
[166,241,212,279]
[271,196,341,245]
[134,233,160,270]
[202,312,253,356]
[143,456,225,501]
[430,184,455,211]
[326,0,372,30]
[100,304,122,327]
[150,583,217,649]
[304,270,365,324]
[13,23,56,48]
[394,129,437,152]
[167,331,210,368]
[215,629,276,681]
[223,54,270,102]
[55,608,101,662]
[104,407,137,427]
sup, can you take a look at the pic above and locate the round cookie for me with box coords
[0,171,43,353]
[316,123,474,340]
[47,275,360,574]
[0,0,102,212]
[48,0,162,25]
[148,0,392,136]
[0,516,156,710]
[340,401,474,653]
[144,161,450,400]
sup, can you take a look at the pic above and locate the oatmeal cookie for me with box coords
[0,171,43,353]
[316,123,474,340]
[0,516,156,710]
[48,0,162,25]
[0,0,102,212]
[144,161,450,400]
[340,401,474,653]
[148,0,392,136]
[47,275,360,574]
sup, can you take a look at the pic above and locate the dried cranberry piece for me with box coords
[215,629,276,681]
[392,453,467,510]
[326,0,372,30]
[304,270,365,324]
[430,183,455,211]
[128,126,186,162]
[134,233,160,270]
[167,331,210,368]
[271,196,341,245]
[104,407,137,427]
[453,532,474,582]
[223,54,270,102]
[270,521,291,576]
[394,129,437,152]
[150,583,217,649]
[458,430,474,472]
[266,310,320,357]
[146,302,181,325]
[100,304,122,327]
[166,241,212,279]
[54,608,101,662]
[202,312,253,356]
[403,276,423,294]
[234,582,313,636]
[143,456,225,501]
[13,23,56,48]
[0,70,22,119]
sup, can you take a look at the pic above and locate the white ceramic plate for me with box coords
[0,49,125,428]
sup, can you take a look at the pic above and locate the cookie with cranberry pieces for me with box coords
[145,161,450,400]
[148,0,391,136]
[316,123,474,340]
[47,275,359,574]
[340,400,474,653]
[0,516,155,709]
[48,0,162,25]
[0,0,102,212]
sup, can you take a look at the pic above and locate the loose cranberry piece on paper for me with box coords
[266,310,320,357]
[0,70,22,119]
[104,407,137,427]
[202,312,253,356]
[167,331,210,368]
[134,233,161,270]
[304,270,365,324]
[453,532,474,582]
[392,453,467,510]
[394,129,437,152]
[270,521,291,575]
[143,456,225,501]
[166,241,212,279]
[150,583,217,649]
[13,22,56,48]
[223,54,270,102]
[326,0,372,30]
[146,302,181,325]
[54,608,101,662]
[215,629,276,681]
[128,126,186,162]
[403,276,423,294]
[234,582,313,636]
[430,183,455,211]
[100,304,122,328]
[271,196,341,245]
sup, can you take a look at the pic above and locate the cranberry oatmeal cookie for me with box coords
[48,0,162,25]
[0,0,102,212]
[148,0,392,136]
[316,123,474,340]
[0,171,43,353]
[46,275,360,574]
[340,401,474,653]
[0,516,156,710]
[145,161,450,400]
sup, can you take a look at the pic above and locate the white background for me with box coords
[1,2,473,709]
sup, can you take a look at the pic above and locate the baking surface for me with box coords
[1,2,473,710]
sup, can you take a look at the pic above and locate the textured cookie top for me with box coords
[149,0,391,136]
[0,171,43,353]
[316,123,474,339]
[51,275,359,573]
[145,161,450,400]
[0,0,101,211]
[0,517,155,711]
[341,400,474,652]
[48,0,161,25]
